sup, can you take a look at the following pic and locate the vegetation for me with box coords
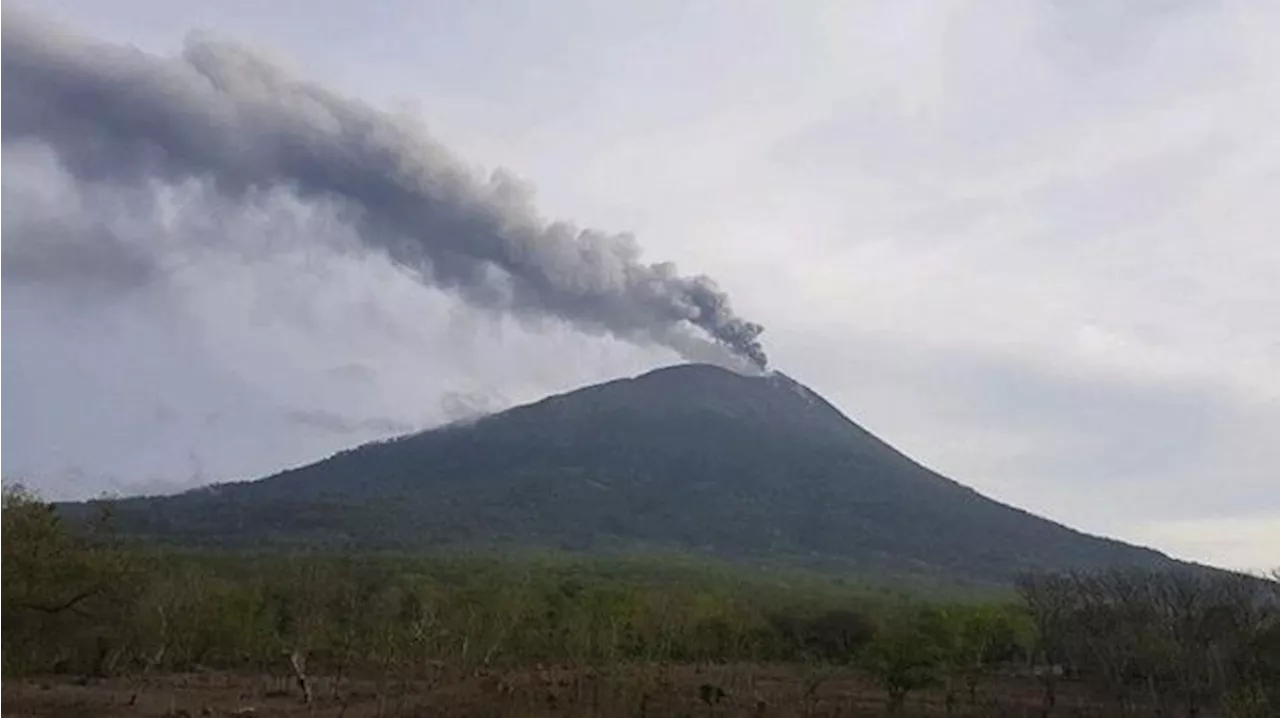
[1016,567,1280,717]
[4,485,1277,716]
[67,364,1172,585]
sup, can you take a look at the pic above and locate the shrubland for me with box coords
[3,485,1276,716]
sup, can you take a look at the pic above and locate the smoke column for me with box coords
[1,11,767,370]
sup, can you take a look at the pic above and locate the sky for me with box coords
[2,0,1277,572]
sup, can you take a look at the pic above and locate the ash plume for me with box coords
[0,11,767,370]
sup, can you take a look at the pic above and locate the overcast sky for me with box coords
[3,0,1277,572]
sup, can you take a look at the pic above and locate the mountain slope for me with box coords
[91,363,1173,582]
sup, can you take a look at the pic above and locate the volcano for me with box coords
[91,363,1172,582]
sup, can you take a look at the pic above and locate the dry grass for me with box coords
[3,663,1132,717]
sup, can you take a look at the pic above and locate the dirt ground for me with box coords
[2,664,1127,717]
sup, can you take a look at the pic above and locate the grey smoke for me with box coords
[440,390,505,425]
[283,409,416,436]
[1,216,157,290]
[0,11,768,369]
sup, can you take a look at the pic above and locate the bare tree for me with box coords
[1015,572,1075,715]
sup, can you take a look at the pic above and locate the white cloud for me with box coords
[1135,515,1280,572]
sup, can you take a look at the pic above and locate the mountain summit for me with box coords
[95,363,1171,582]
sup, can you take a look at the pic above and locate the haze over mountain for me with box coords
[88,363,1173,583]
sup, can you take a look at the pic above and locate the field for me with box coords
[5,664,1122,717]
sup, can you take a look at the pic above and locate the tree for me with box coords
[1017,568,1280,717]
[2,484,135,675]
[1015,571,1076,714]
[862,607,952,713]
[951,604,1032,706]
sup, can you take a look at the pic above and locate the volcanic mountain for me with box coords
[93,363,1172,582]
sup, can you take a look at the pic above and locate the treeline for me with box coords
[3,486,1278,716]
[1017,568,1280,716]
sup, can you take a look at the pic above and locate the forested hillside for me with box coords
[77,364,1173,583]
